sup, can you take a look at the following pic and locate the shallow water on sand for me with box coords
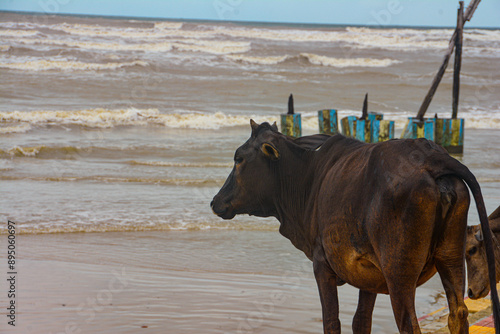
[1,230,449,334]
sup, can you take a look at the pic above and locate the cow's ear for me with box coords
[271,121,278,132]
[261,143,280,161]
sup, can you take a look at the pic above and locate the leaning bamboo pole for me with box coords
[415,0,481,121]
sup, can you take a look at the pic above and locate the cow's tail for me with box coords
[434,156,500,332]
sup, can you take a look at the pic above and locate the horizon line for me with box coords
[1,10,499,30]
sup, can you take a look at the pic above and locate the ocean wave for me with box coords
[154,21,183,30]
[0,123,32,134]
[300,53,400,67]
[0,174,225,186]
[225,54,290,65]
[0,59,148,71]
[211,26,450,50]
[0,108,279,129]
[225,53,400,67]
[17,37,249,54]
[127,160,233,168]
[0,145,84,158]
[20,38,174,52]
[2,108,499,131]
[172,40,250,55]
[0,29,39,37]
[50,22,210,40]
[0,218,278,235]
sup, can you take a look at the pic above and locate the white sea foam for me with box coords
[0,29,39,37]
[0,108,277,129]
[17,37,249,54]
[300,53,400,67]
[2,108,499,130]
[0,59,148,71]
[154,22,183,30]
[172,41,250,55]
[225,54,291,65]
[226,53,400,67]
[20,38,174,52]
[0,123,32,134]
[50,23,214,40]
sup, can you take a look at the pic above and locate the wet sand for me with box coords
[1,230,448,334]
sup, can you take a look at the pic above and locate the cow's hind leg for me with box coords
[352,290,377,334]
[435,177,469,333]
[381,179,440,333]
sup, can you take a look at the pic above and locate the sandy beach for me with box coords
[1,230,453,334]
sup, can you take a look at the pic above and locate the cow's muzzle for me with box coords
[210,198,236,220]
[467,286,489,300]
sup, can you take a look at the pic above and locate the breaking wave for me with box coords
[0,218,278,234]
[16,38,249,55]
[19,38,174,52]
[226,53,400,67]
[2,108,500,131]
[0,29,39,37]
[0,108,279,129]
[0,174,224,186]
[127,160,233,168]
[0,59,148,71]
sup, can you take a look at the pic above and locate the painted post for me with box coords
[318,109,338,135]
[340,116,358,138]
[401,118,436,141]
[280,94,302,137]
[371,120,395,143]
[435,118,464,154]
[340,94,394,143]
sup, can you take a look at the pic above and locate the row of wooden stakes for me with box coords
[281,94,464,154]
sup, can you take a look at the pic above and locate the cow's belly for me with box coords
[322,230,438,294]
[325,245,390,294]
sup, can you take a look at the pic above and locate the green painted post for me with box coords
[280,114,302,138]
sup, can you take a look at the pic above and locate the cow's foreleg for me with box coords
[353,290,377,334]
[314,246,341,334]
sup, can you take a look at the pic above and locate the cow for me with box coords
[466,205,500,300]
[211,120,500,333]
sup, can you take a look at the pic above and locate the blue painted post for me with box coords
[371,120,395,143]
[401,118,435,141]
[340,116,358,138]
[318,109,338,135]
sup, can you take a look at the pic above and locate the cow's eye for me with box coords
[235,157,244,165]
[468,246,477,256]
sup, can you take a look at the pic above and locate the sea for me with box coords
[0,12,499,333]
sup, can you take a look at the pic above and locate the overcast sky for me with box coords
[1,0,499,28]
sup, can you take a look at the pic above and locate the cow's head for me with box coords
[211,120,283,220]
[466,225,490,299]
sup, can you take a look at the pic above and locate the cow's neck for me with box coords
[272,144,316,259]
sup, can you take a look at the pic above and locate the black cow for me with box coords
[211,120,500,333]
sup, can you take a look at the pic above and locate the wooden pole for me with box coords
[361,93,368,120]
[452,2,464,119]
[415,0,481,121]
[287,94,294,115]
